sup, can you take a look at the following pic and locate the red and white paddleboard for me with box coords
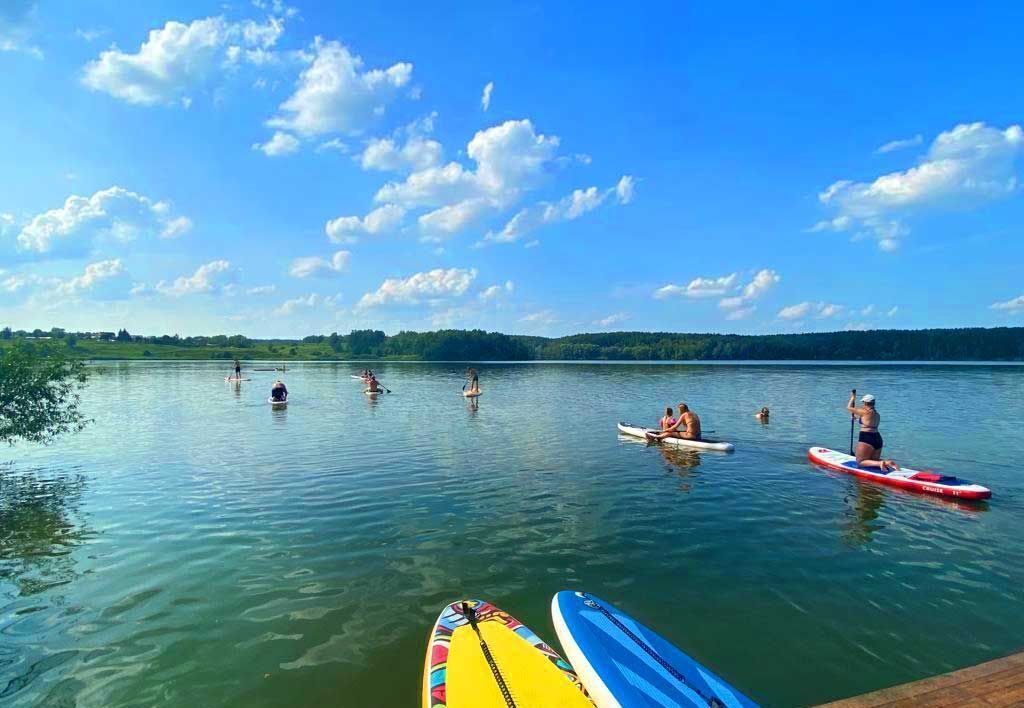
[807,447,991,501]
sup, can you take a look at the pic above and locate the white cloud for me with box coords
[655,273,737,299]
[266,39,412,137]
[246,284,276,294]
[357,267,477,308]
[814,122,1023,250]
[15,186,190,255]
[860,304,875,316]
[478,280,514,302]
[594,312,628,328]
[375,119,559,220]
[886,305,899,317]
[2,272,44,293]
[481,81,493,111]
[156,259,233,296]
[315,138,349,153]
[252,130,299,156]
[520,309,557,325]
[845,322,870,331]
[360,134,442,172]
[273,292,341,316]
[55,258,126,296]
[82,15,286,106]
[991,295,1024,312]
[876,134,923,154]
[615,175,635,205]
[740,268,780,300]
[419,198,492,238]
[777,301,843,321]
[288,250,349,278]
[485,176,634,244]
[777,301,813,320]
[325,203,405,243]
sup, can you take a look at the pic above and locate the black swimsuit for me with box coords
[859,431,883,450]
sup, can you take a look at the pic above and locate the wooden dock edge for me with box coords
[816,650,1024,707]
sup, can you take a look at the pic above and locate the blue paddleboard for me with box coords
[551,591,758,707]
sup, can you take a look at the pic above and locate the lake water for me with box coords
[2,361,1022,706]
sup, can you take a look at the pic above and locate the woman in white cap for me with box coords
[846,392,899,472]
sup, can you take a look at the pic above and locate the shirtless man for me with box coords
[649,403,701,441]
[846,392,899,472]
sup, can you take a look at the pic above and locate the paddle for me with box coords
[849,388,857,455]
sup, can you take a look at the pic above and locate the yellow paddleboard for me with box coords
[423,599,592,708]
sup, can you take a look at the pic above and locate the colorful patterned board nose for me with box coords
[423,599,593,708]
[552,591,759,708]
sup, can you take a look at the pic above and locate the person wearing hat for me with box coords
[846,392,899,472]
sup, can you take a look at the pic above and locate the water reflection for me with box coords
[841,483,885,547]
[0,467,92,598]
[658,446,701,493]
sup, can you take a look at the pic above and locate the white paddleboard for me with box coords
[617,422,735,452]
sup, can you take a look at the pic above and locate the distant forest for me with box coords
[3,325,1023,361]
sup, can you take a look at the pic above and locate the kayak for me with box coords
[268,397,288,407]
[551,591,758,707]
[617,422,735,452]
[423,599,591,708]
[463,390,482,398]
[808,447,991,500]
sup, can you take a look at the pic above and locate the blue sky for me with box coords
[1,1,1023,338]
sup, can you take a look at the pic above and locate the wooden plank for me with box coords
[818,651,1024,708]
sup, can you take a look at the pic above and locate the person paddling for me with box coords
[466,368,480,395]
[270,380,288,402]
[649,403,701,441]
[232,358,242,381]
[846,392,899,472]
[365,373,382,393]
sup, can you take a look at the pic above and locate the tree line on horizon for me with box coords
[3,325,1023,361]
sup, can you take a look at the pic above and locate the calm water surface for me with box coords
[1,361,1022,706]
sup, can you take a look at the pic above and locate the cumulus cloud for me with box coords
[252,130,299,156]
[14,186,190,255]
[315,138,349,153]
[246,284,276,295]
[266,39,412,137]
[82,15,287,106]
[156,259,233,296]
[419,198,492,239]
[273,292,341,316]
[55,258,127,297]
[360,134,442,172]
[325,203,405,243]
[481,81,493,111]
[288,250,349,278]
[655,273,737,299]
[991,295,1024,312]
[484,175,635,244]
[813,122,1023,250]
[375,120,559,225]
[725,306,755,321]
[594,312,628,328]
[478,280,514,301]
[357,267,477,308]
[777,301,843,321]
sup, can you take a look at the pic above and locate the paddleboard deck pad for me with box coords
[552,591,758,707]
[808,447,991,500]
[423,599,590,708]
[617,422,735,452]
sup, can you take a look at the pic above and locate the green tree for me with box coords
[0,344,90,445]
[1,327,11,340]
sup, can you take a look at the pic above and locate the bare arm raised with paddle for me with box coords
[846,391,899,472]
